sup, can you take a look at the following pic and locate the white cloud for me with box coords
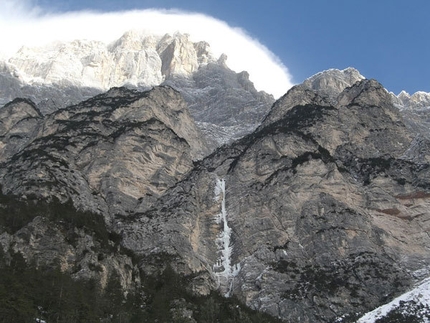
[0,0,294,97]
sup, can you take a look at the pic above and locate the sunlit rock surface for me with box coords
[0,31,274,151]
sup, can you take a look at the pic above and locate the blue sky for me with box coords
[2,0,430,96]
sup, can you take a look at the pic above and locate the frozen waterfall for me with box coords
[213,178,241,297]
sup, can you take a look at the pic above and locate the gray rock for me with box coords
[1,32,274,150]
[120,78,430,322]
[302,67,365,102]
[0,86,207,219]
[0,98,43,162]
[1,69,430,323]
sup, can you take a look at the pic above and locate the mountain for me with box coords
[1,32,430,322]
[302,67,365,101]
[390,91,430,148]
[300,67,430,142]
[0,31,274,151]
[135,78,430,322]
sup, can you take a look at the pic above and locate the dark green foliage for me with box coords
[259,104,336,137]
[0,253,283,323]
[0,190,38,233]
[0,252,147,323]
[0,192,111,249]
[250,104,335,148]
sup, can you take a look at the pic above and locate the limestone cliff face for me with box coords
[300,67,430,144]
[302,67,365,102]
[0,212,139,292]
[6,31,210,92]
[116,79,430,322]
[393,90,430,143]
[1,72,430,322]
[1,32,212,113]
[0,85,208,296]
[0,86,207,218]
[395,90,430,110]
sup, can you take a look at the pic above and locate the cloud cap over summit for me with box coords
[0,0,294,98]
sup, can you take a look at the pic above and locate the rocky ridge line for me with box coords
[0,31,275,151]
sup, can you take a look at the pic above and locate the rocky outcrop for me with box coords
[394,90,430,110]
[115,79,430,322]
[0,98,42,162]
[0,85,209,304]
[260,67,364,131]
[165,62,274,147]
[0,190,140,299]
[0,86,207,220]
[260,84,331,128]
[2,32,214,113]
[300,67,430,143]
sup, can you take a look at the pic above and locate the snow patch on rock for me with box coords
[357,275,430,322]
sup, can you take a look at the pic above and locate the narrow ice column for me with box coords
[213,178,241,297]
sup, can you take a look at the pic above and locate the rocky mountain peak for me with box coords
[260,68,366,129]
[123,70,429,322]
[301,67,430,113]
[4,31,218,94]
[260,83,331,128]
[394,89,430,110]
[0,86,208,219]
[337,78,393,109]
[302,67,365,102]
[157,33,210,79]
[2,28,430,322]
[0,30,274,151]
[217,53,228,68]
[111,30,152,51]
[384,85,430,145]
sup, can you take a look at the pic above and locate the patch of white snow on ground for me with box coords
[357,276,430,322]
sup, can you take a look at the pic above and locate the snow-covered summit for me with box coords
[393,90,430,110]
[3,31,218,91]
[302,67,365,101]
